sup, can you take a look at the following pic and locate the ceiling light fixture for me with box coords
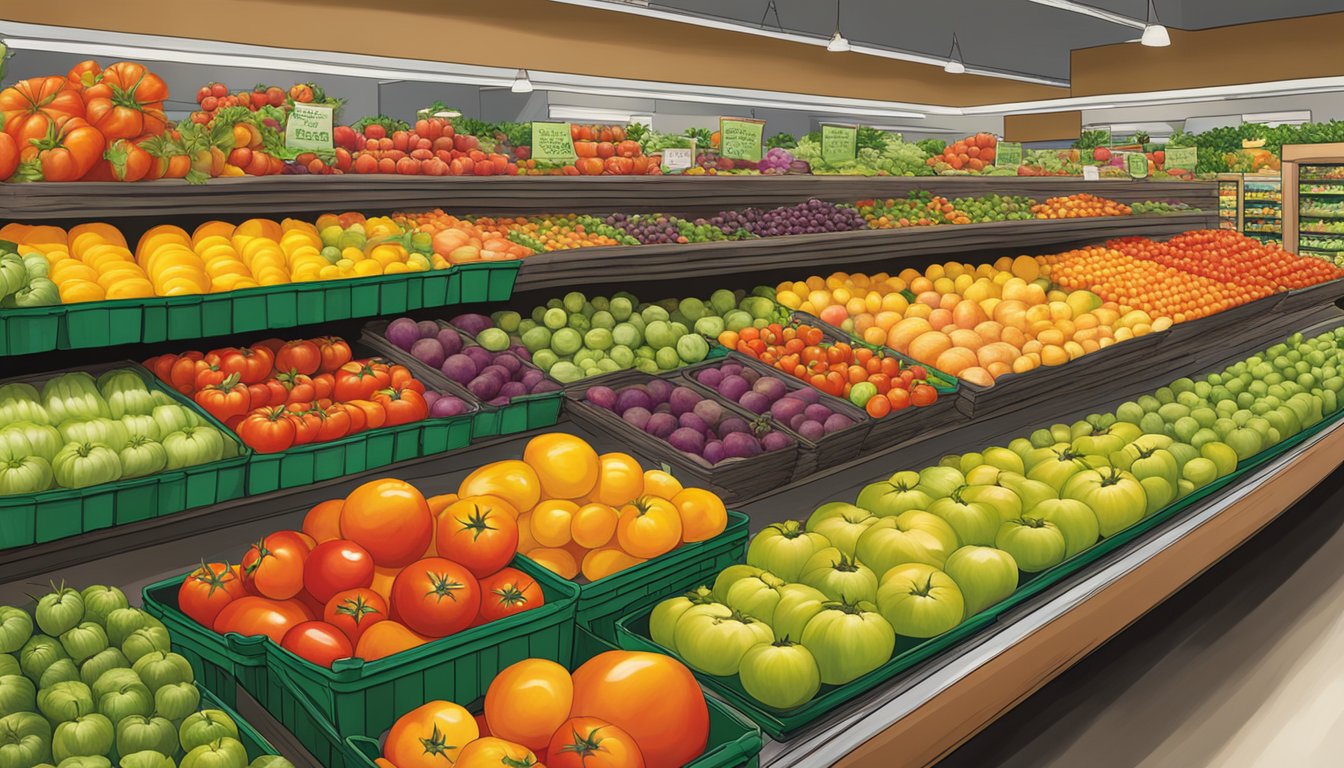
[944,33,965,74]
[826,0,850,52]
[510,69,534,93]
[1140,0,1170,46]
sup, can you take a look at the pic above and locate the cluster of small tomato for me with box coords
[189,80,329,122]
[1113,229,1344,290]
[337,117,519,177]
[719,323,940,418]
[144,335,431,453]
[176,476,544,668]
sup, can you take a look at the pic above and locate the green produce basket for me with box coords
[146,556,579,768]
[0,305,61,357]
[455,261,521,304]
[524,509,750,643]
[198,682,290,762]
[0,362,249,550]
[615,411,1344,739]
[343,628,764,768]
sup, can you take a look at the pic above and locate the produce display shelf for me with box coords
[514,213,1217,292]
[0,176,1216,221]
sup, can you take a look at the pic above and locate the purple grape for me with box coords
[441,354,477,385]
[739,391,770,414]
[697,369,724,388]
[616,387,652,414]
[646,412,677,439]
[668,387,701,417]
[410,338,446,369]
[385,318,420,350]
[668,427,706,454]
[437,329,464,356]
[623,406,652,430]
[719,375,750,402]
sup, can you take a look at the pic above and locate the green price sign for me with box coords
[995,141,1023,168]
[1126,152,1149,179]
[821,124,858,165]
[1164,146,1197,171]
[285,103,334,151]
[531,122,577,164]
[719,117,764,162]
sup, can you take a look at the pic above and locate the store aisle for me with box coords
[941,467,1344,768]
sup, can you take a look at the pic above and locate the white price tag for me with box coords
[1082,165,1100,181]
[661,146,694,173]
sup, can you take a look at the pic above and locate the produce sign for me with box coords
[661,143,695,174]
[370,648,712,768]
[144,336,457,454]
[719,118,765,163]
[994,142,1023,168]
[0,369,237,496]
[1164,145,1197,173]
[1125,152,1149,179]
[530,122,578,164]
[820,124,858,165]
[283,102,334,151]
[644,324,1344,712]
[0,583,294,768]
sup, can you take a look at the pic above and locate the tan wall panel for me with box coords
[3,0,1064,106]
[1072,13,1344,97]
[1004,111,1081,142]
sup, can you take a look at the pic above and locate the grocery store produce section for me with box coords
[3,44,1344,768]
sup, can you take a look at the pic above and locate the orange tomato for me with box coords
[458,460,542,515]
[340,479,434,568]
[484,658,573,753]
[570,503,618,549]
[436,496,520,579]
[302,498,344,543]
[384,701,478,768]
[369,565,398,603]
[526,547,579,580]
[427,493,459,516]
[547,717,646,768]
[641,469,683,499]
[522,434,599,500]
[615,497,682,558]
[588,452,644,507]
[530,499,578,548]
[569,652,708,768]
[456,737,541,768]
[581,548,645,582]
[670,488,727,543]
[354,620,430,661]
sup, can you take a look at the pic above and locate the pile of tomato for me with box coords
[718,323,940,418]
[177,476,544,668]
[376,648,710,768]
[1110,229,1344,290]
[1030,193,1132,219]
[341,117,518,177]
[144,335,432,454]
[1040,245,1255,322]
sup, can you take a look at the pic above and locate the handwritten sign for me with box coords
[719,117,764,162]
[1125,152,1149,179]
[1164,146,1197,171]
[1082,165,1100,181]
[821,124,858,165]
[530,122,577,164]
[285,103,334,151]
[995,142,1023,168]
[661,142,695,174]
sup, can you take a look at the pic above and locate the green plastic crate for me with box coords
[145,556,579,768]
[343,628,763,768]
[0,362,249,551]
[456,261,521,303]
[198,682,289,762]
[0,305,60,356]
[523,509,750,643]
[614,411,1344,739]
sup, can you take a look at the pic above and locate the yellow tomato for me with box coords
[527,547,578,579]
[484,660,573,753]
[522,434,599,500]
[672,488,728,543]
[530,500,577,548]
[570,503,618,549]
[458,460,542,514]
[384,701,478,768]
[455,738,540,768]
[642,469,683,499]
[616,497,682,559]
[581,548,645,581]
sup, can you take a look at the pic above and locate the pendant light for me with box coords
[511,69,534,93]
[944,33,966,73]
[1140,0,1170,47]
[827,0,850,52]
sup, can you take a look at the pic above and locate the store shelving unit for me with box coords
[1218,173,1243,231]
[1287,149,1344,266]
[1242,174,1283,247]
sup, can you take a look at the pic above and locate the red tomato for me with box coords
[303,539,375,604]
[315,403,352,442]
[213,596,312,643]
[334,361,391,402]
[323,588,388,646]
[236,407,296,454]
[275,340,321,375]
[390,558,481,638]
[910,384,938,407]
[314,336,353,373]
[569,652,708,768]
[281,621,353,668]
[477,567,544,625]
[436,497,520,579]
[242,530,310,600]
[373,386,428,427]
[178,562,246,628]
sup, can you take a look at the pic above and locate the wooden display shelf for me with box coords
[0,176,1216,222]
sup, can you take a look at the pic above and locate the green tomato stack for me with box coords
[0,250,60,309]
[0,371,235,497]
[0,584,292,768]
[651,325,1344,711]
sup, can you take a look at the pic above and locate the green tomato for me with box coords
[995,517,1066,573]
[123,626,171,666]
[78,648,129,690]
[38,681,95,725]
[1200,442,1238,477]
[799,603,895,685]
[96,680,153,726]
[876,563,965,638]
[739,641,821,710]
[1030,498,1099,559]
[178,710,239,754]
[0,675,36,719]
[746,521,829,582]
[1182,457,1219,490]
[154,681,200,721]
[20,634,67,683]
[1139,475,1174,515]
[0,608,31,655]
[0,711,52,767]
[800,550,878,604]
[39,659,79,689]
[855,470,934,518]
[654,347,680,370]
[0,454,54,496]
[942,546,1018,616]
[916,465,965,498]
[78,587,127,630]
[1025,449,1093,493]
[927,488,998,547]
[118,751,177,768]
[724,575,786,625]
[848,382,877,407]
[132,652,194,694]
[673,604,772,676]
[675,334,709,364]
[58,624,107,666]
[855,511,959,577]
[1062,467,1146,538]
[959,484,1023,523]
[162,427,224,470]
[995,472,1057,510]
[0,656,17,678]
[709,564,763,603]
[0,383,51,426]
[117,437,167,480]
[42,373,110,425]
[91,669,141,703]
[803,502,875,556]
[116,715,178,758]
[36,587,85,636]
[1126,447,1179,489]
[768,584,829,644]
[58,419,130,452]
[150,405,200,441]
[96,371,155,420]
[649,587,715,652]
[52,443,122,490]
[52,713,113,763]
[180,736,248,768]
[104,610,160,650]
[0,422,62,463]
